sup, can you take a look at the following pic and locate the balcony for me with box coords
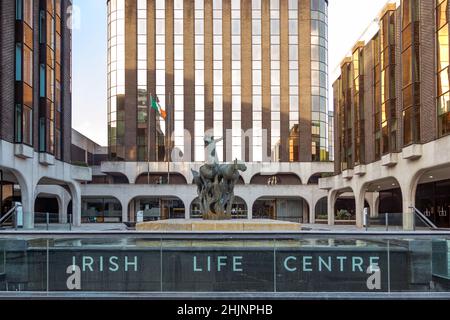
[39,153,55,166]
[71,164,92,182]
[382,153,398,167]
[318,177,333,190]
[402,144,423,160]
[14,144,34,159]
[354,165,366,176]
[342,169,354,180]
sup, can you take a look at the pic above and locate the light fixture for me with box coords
[429,175,434,179]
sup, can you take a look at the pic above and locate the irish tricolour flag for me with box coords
[151,95,167,120]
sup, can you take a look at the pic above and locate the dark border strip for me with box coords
[0,292,449,300]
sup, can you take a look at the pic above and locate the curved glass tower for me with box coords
[106,0,330,163]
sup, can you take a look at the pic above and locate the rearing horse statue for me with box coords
[193,159,247,219]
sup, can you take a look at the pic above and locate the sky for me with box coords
[73,0,390,146]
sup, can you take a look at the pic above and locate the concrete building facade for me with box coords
[0,0,91,228]
[322,0,450,230]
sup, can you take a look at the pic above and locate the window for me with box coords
[15,104,23,143]
[402,0,420,145]
[311,0,329,162]
[16,0,23,20]
[23,105,32,145]
[24,0,33,26]
[437,0,450,136]
[15,43,23,81]
[23,45,33,86]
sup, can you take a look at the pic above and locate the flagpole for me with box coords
[167,92,171,185]
[147,93,151,185]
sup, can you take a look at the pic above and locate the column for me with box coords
[367,191,380,218]
[309,199,316,224]
[69,183,82,227]
[59,197,68,224]
[21,184,35,229]
[402,188,415,231]
[247,197,255,220]
[327,191,335,226]
[129,199,135,222]
[122,199,129,223]
[355,189,365,229]
[302,200,309,223]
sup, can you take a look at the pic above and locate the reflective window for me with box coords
[401,0,420,145]
[195,0,205,161]
[108,0,126,159]
[136,0,148,160]
[213,0,224,161]
[311,0,329,161]
[437,0,450,136]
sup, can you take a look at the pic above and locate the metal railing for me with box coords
[34,212,72,231]
[0,205,18,227]
[411,206,438,230]
[364,212,403,231]
[363,208,444,231]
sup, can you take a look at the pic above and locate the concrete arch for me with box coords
[314,196,328,221]
[133,163,191,185]
[109,173,130,184]
[35,177,83,226]
[34,185,72,224]
[402,165,450,230]
[0,167,35,228]
[136,172,188,185]
[356,177,403,228]
[327,186,355,226]
[307,172,333,185]
[249,173,303,185]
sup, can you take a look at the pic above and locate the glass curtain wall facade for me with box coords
[137,0,148,160]
[106,0,331,163]
[252,0,263,162]
[310,0,328,162]
[288,0,300,162]
[107,0,125,160]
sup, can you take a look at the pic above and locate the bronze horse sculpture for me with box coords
[192,159,247,220]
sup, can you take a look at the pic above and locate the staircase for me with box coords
[0,205,18,229]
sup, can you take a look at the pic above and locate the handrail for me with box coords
[410,206,438,230]
[0,205,18,226]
